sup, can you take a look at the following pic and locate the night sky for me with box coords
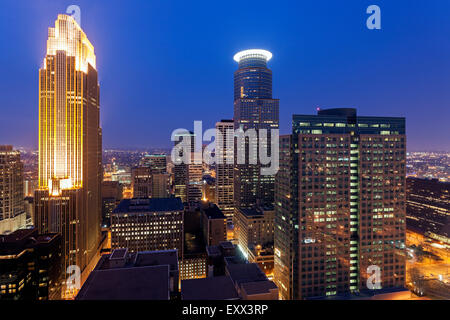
[0,0,449,150]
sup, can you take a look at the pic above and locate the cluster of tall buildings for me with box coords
[0,12,419,301]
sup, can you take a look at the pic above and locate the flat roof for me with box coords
[113,197,183,213]
[181,276,239,300]
[110,248,128,260]
[226,263,268,285]
[134,250,179,272]
[206,245,221,257]
[238,207,264,218]
[203,204,225,220]
[241,280,278,295]
[95,249,179,272]
[76,265,170,300]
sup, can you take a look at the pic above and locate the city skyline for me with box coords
[0,1,449,151]
[0,1,448,304]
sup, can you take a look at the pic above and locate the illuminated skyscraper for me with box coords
[233,49,279,209]
[34,15,102,281]
[274,108,406,299]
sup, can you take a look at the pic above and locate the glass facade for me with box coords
[274,108,406,299]
[233,50,279,209]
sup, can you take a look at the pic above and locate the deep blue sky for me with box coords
[0,0,449,150]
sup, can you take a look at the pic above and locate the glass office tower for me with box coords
[34,15,102,293]
[274,108,406,300]
[233,49,279,209]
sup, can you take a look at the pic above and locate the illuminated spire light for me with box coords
[233,49,273,62]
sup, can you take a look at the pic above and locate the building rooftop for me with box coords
[206,245,222,257]
[113,197,183,213]
[237,206,274,219]
[0,228,59,254]
[96,249,179,272]
[134,250,179,272]
[77,249,179,300]
[238,207,264,218]
[241,280,278,296]
[226,263,268,285]
[233,49,272,62]
[181,276,239,300]
[76,265,170,300]
[202,204,226,220]
[110,248,128,260]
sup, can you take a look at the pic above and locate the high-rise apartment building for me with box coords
[233,49,279,209]
[215,120,234,222]
[34,15,102,276]
[274,108,406,300]
[0,146,26,234]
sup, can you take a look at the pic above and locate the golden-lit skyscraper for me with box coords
[35,14,102,285]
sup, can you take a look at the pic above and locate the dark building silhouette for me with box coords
[0,228,62,300]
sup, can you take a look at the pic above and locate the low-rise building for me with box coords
[76,248,179,300]
[111,198,184,256]
[0,228,62,300]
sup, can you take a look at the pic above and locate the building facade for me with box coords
[140,154,167,173]
[173,131,196,203]
[152,173,171,198]
[111,198,184,256]
[0,146,26,234]
[0,228,62,300]
[274,108,406,300]
[234,206,274,254]
[201,204,227,246]
[215,120,234,222]
[34,15,102,276]
[233,50,279,209]
[131,166,152,198]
